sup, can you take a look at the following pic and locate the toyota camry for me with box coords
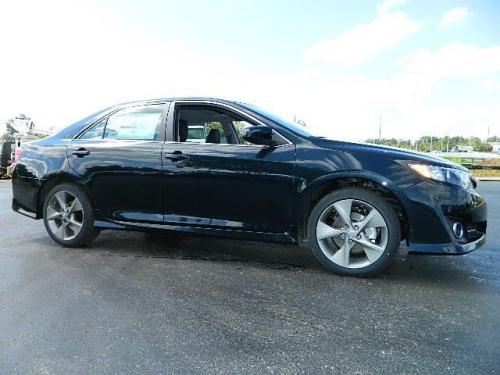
[11,98,487,276]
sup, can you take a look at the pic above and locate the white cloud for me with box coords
[440,6,471,28]
[403,42,500,81]
[293,42,500,141]
[377,0,406,15]
[302,11,421,66]
[479,77,500,92]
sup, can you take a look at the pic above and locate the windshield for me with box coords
[237,103,321,138]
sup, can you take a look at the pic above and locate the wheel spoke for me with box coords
[357,238,384,252]
[364,246,382,263]
[47,207,62,221]
[356,209,386,233]
[54,191,68,211]
[316,221,344,240]
[333,199,353,228]
[68,198,83,214]
[54,223,67,240]
[330,240,353,267]
[69,219,83,231]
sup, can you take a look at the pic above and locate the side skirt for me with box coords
[94,220,298,244]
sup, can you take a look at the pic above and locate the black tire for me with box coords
[43,183,100,247]
[307,188,401,277]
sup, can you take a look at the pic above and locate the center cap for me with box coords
[346,229,357,239]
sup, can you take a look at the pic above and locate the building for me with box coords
[451,145,473,153]
[489,142,500,153]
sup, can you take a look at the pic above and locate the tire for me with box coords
[43,183,100,247]
[307,188,401,277]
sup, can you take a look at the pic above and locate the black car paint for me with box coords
[11,98,487,254]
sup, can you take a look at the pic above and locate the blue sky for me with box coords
[1,0,499,140]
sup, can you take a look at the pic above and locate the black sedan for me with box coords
[11,98,487,276]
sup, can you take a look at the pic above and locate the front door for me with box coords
[67,103,169,223]
[162,103,298,234]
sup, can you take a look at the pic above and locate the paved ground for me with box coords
[0,180,499,375]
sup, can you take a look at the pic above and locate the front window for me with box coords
[176,105,249,144]
[175,105,288,145]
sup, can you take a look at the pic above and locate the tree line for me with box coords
[365,136,500,152]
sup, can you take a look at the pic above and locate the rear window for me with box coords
[79,105,166,141]
[54,107,113,139]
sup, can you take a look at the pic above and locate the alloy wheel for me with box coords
[315,198,388,269]
[46,190,84,241]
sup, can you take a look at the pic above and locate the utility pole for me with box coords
[430,136,433,152]
[378,116,382,141]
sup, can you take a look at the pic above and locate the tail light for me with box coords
[14,147,23,162]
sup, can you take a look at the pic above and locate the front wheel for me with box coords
[307,188,401,277]
[43,183,100,247]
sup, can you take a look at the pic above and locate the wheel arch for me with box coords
[297,172,410,243]
[35,173,83,219]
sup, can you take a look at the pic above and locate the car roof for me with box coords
[115,97,240,108]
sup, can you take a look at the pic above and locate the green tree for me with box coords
[1,119,17,141]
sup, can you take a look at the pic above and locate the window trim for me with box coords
[168,101,293,147]
[73,102,170,142]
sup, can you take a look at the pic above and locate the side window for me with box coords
[79,105,165,141]
[176,106,251,145]
[175,105,289,146]
[79,118,106,140]
[104,106,163,140]
[234,119,289,145]
[233,120,256,145]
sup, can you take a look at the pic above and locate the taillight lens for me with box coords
[14,148,23,162]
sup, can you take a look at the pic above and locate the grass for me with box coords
[471,169,500,178]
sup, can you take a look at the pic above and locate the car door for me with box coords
[161,102,298,234]
[67,102,169,223]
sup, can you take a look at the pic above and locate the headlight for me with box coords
[409,164,473,190]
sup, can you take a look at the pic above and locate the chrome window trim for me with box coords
[161,140,294,150]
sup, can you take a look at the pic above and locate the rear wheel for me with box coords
[43,183,100,247]
[307,188,401,277]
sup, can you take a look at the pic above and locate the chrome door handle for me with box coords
[72,148,90,157]
[164,151,186,161]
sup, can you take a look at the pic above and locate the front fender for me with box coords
[296,170,412,241]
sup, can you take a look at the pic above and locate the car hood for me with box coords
[310,137,465,170]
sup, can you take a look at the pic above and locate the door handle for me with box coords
[72,148,90,157]
[164,151,186,161]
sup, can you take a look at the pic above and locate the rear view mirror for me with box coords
[242,125,275,146]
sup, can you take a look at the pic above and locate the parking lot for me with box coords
[0,180,499,374]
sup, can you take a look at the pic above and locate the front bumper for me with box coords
[408,233,486,255]
[403,180,487,255]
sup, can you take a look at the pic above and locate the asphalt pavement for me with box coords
[0,180,499,374]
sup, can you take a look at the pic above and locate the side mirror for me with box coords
[242,125,275,146]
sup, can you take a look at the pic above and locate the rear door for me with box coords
[161,102,298,234]
[67,103,169,223]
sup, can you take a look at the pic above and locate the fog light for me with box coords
[452,222,465,239]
